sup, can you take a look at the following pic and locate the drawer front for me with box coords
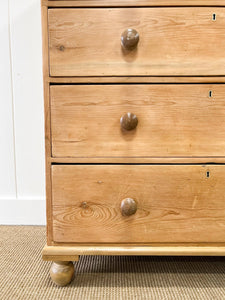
[49,7,225,77]
[52,164,225,243]
[51,84,225,157]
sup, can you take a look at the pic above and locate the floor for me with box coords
[0,226,225,300]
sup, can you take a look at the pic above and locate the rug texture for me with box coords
[0,226,225,300]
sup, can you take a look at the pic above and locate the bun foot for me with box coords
[50,261,74,286]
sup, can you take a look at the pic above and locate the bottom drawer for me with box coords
[52,164,225,243]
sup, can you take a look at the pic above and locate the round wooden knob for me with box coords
[121,198,137,216]
[120,112,138,131]
[121,29,139,50]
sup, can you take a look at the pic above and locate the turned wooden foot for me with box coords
[50,261,74,286]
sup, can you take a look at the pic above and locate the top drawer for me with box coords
[49,7,225,77]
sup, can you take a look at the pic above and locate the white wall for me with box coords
[0,0,46,225]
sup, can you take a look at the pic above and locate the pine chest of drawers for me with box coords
[41,0,225,286]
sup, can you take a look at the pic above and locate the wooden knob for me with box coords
[120,112,138,131]
[121,29,139,50]
[121,198,137,216]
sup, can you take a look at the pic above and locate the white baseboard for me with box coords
[0,198,46,225]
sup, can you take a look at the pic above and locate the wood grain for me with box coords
[50,157,225,164]
[51,84,225,158]
[52,164,225,243]
[50,261,74,286]
[49,7,225,76]
[43,245,225,259]
[42,5,53,245]
[43,253,79,261]
[43,0,225,257]
[44,0,225,7]
[49,76,225,84]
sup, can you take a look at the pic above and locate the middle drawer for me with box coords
[51,84,225,158]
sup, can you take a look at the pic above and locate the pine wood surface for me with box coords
[48,76,225,84]
[50,157,225,163]
[42,5,53,244]
[43,0,225,7]
[42,244,225,260]
[50,261,75,286]
[49,7,225,77]
[52,164,225,243]
[41,0,225,256]
[51,84,225,158]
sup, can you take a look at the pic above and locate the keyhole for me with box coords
[212,13,216,21]
[209,90,212,98]
[206,171,210,178]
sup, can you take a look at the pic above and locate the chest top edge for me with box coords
[42,0,225,8]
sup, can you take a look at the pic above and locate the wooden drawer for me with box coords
[48,7,225,77]
[51,84,225,158]
[52,164,225,243]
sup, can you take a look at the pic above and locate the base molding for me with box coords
[42,244,225,261]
